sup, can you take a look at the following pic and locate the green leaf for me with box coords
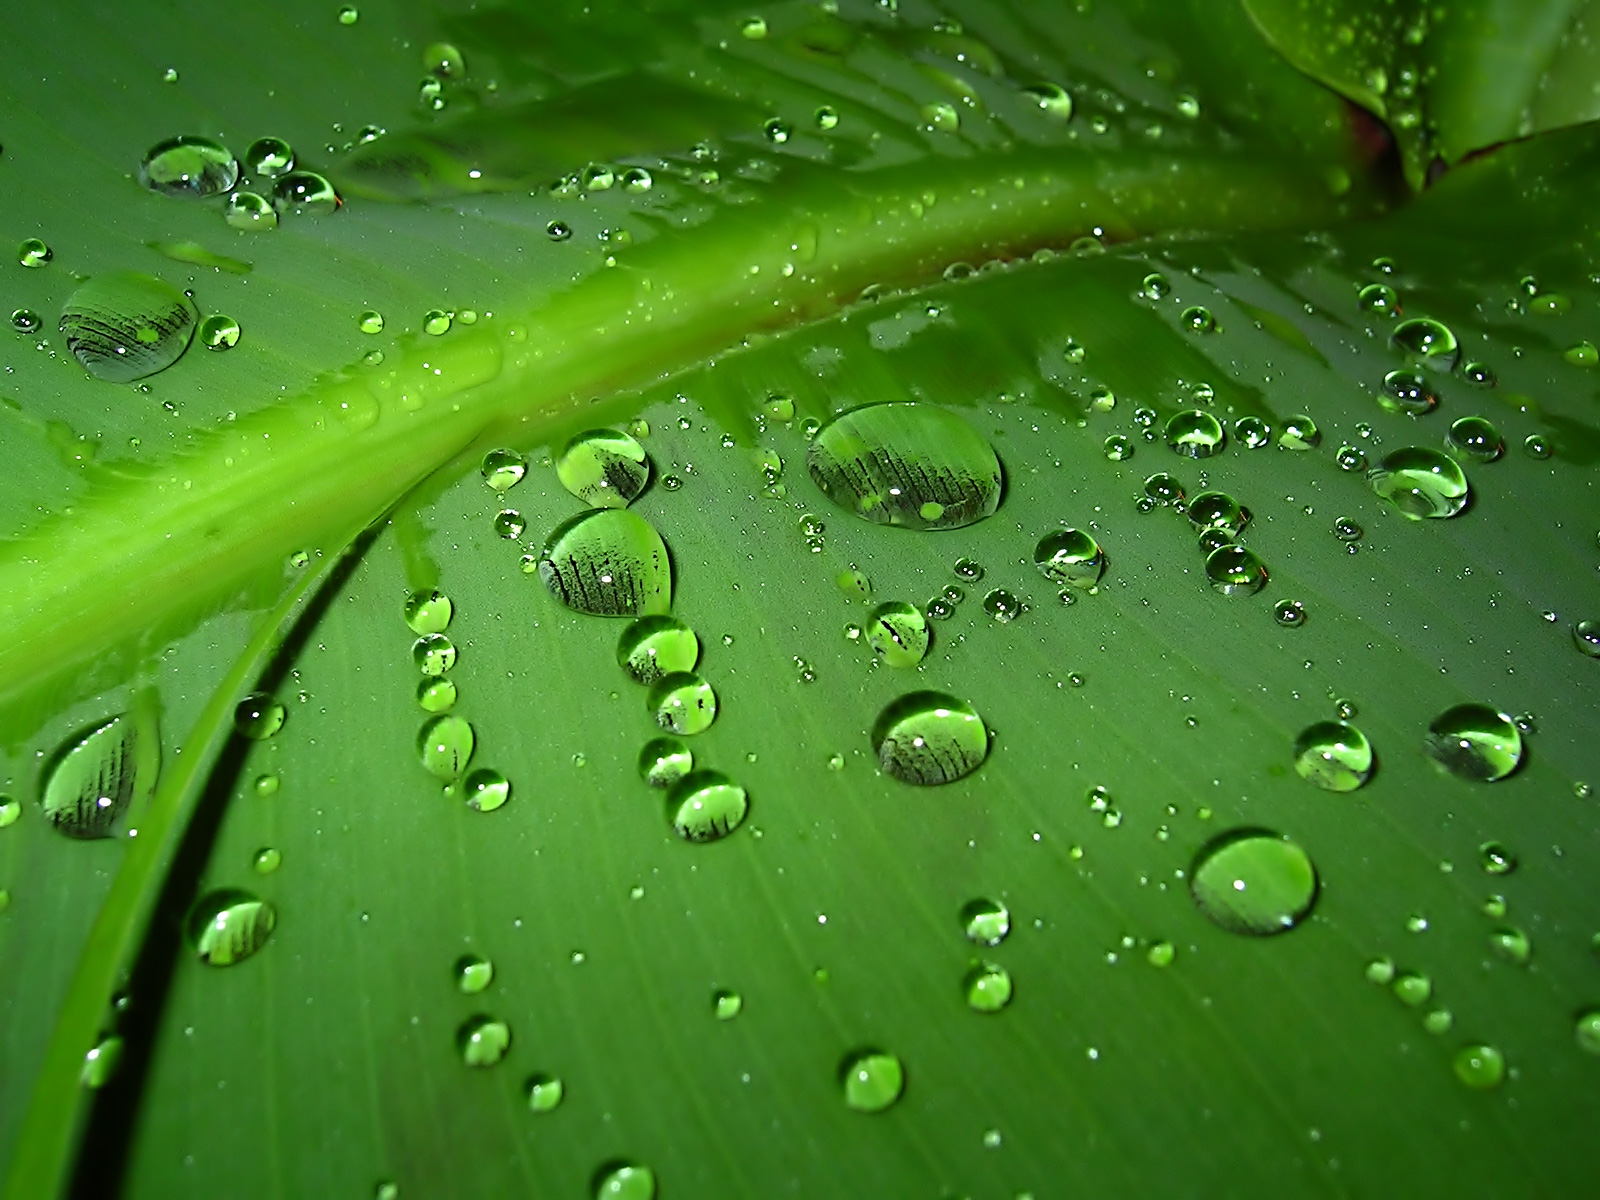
[3,3,1600,1199]
[1244,0,1600,186]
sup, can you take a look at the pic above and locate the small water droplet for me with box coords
[1572,620,1600,658]
[60,272,197,382]
[456,1015,510,1067]
[1393,971,1432,1006]
[199,314,240,351]
[638,737,693,788]
[417,715,474,780]
[1272,599,1307,627]
[272,170,340,215]
[1033,529,1105,589]
[1358,282,1399,317]
[556,428,650,508]
[234,692,286,740]
[1452,1043,1505,1089]
[1446,416,1502,462]
[1564,341,1598,367]
[592,1162,655,1200]
[1022,81,1073,119]
[0,795,20,828]
[254,774,280,797]
[964,962,1013,1012]
[873,691,988,786]
[618,616,700,684]
[411,633,457,676]
[1379,369,1437,416]
[647,672,718,735]
[1524,433,1552,459]
[454,953,495,994]
[961,897,1010,946]
[1479,841,1517,875]
[18,237,52,268]
[81,1035,125,1089]
[865,601,930,668]
[224,192,277,231]
[1190,828,1318,935]
[1235,416,1272,449]
[1489,926,1531,965]
[1180,306,1215,333]
[840,1049,905,1112]
[1103,434,1134,461]
[1292,721,1374,791]
[712,988,743,1019]
[242,136,294,179]
[492,509,526,540]
[139,135,238,197]
[252,847,281,874]
[10,308,41,333]
[1166,410,1225,457]
[1187,492,1247,536]
[188,888,276,965]
[982,589,1023,622]
[403,589,452,635]
[1390,317,1460,372]
[462,767,510,812]
[1204,546,1267,595]
[667,770,747,842]
[1574,1011,1600,1056]
[1277,415,1319,450]
[338,5,359,24]
[423,42,466,79]
[922,100,960,131]
[1140,272,1171,301]
[1425,703,1523,782]
[526,1072,564,1112]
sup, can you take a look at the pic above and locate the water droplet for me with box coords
[581,163,615,191]
[1187,492,1247,537]
[1531,292,1573,316]
[220,190,275,230]
[1357,283,1399,317]
[1190,829,1318,935]
[621,167,653,194]
[417,715,474,780]
[546,220,573,242]
[647,672,717,735]
[961,897,1010,946]
[1088,385,1116,412]
[60,272,197,382]
[1166,410,1225,457]
[537,509,671,617]
[1524,433,1552,459]
[338,5,359,24]
[1235,416,1271,449]
[593,1162,655,1200]
[1452,1043,1505,1089]
[1147,940,1176,966]
[807,402,1002,530]
[840,1050,905,1112]
[1461,361,1495,386]
[234,693,286,740]
[138,135,238,197]
[618,616,699,684]
[424,42,466,79]
[473,450,525,495]
[1489,926,1531,965]
[556,428,650,508]
[39,715,149,839]
[1103,434,1134,461]
[1292,721,1374,791]
[952,556,984,582]
[457,1015,510,1067]
[526,1073,564,1112]
[1393,971,1432,1006]
[351,311,384,339]
[252,847,281,874]
[1575,1012,1600,1056]
[462,767,510,812]
[81,1036,125,1089]
[1062,338,1085,364]
[403,589,452,635]
[254,774,280,797]
[1572,620,1600,658]
[1032,528,1105,590]
[421,309,453,337]
[10,308,41,333]
[1425,703,1523,782]
[1143,472,1184,504]
[1446,416,1503,462]
[982,588,1023,622]
[762,117,792,144]
[242,136,294,179]
[1022,81,1074,118]
[18,237,51,268]
[1204,546,1267,595]
[188,888,276,966]
[1380,369,1437,415]
[1140,273,1171,301]
[922,100,960,131]
[491,510,524,540]
[0,795,19,828]
[873,691,988,786]
[1277,415,1320,450]
[1565,341,1599,367]
[1365,957,1396,984]
[199,314,240,351]
[455,954,494,993]
[964,963,1013,1012]
[1273,599,1307,627]
[1479,841,1517,875]
[1368,447,1469,519]
[272,170,340,214]
[1391,317,1460,372]
[1180,306,1215,333]
[712,988,743,1020]
[865,601,930,668]
[410,633,456,676]
[639,737,693,788]
[667,770,747,842]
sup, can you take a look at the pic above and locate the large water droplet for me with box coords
[865,601,930,668]
[1368,447,1469,519]
[1187,492,1247,537]
[462,767,510,812]
[872,691,988,785]
[1425,703,1523,782]
[403,589,452,634]
[40,715,147,840]
[138,135,239,197]
[417,715,475,779]
[1447,416,1503,462]
[1166,410,1226,458]
[1033,529,1105,588]
[1292,721,1374,791]
[638,737,693,788]
[840,1050,904,1112]
[60,272,197,382]
[806,402,1003,530]
[1380,369,1437,415]
[234,692,286,739]
[1204,546,1267,595]
[537,509,671,617]
[457,1015,510,1066]
[1391,317,1460,372]
[618,616,699,684]
[593,1163,655,1200]
[188,888,276,965]
[961,897,1010,946]
[242,136,295,178]
[272,170,340,215]
[556,429,650,508]
[1452,1043,1505,1089]
[647,672,717,735]
[1190,829,1318,935]
[667,770,747,842]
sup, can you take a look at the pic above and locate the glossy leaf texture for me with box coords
[2,2,1599,1200]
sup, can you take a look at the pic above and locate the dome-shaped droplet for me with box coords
[865,601,930,668]
[1452,1043,1505,1089]
[462,767,510,812]
[1380,369,1437,415]
[234,692,286,739]
[480,448,526,492]
[1190,829,1318,936]
[39,714,148,839]
[1235,416,1271,449]
[417,715,475,779]
[1181,305,1216,332]
[1021,82,1073,119]
[138,135,239,197]
[1165,410,1226,457]
[1357,282,1399,317]
[806,402,1003,530]
[1273,599,1307,627]
[537,509,671,617]
[1033,529,1105,588]
[1425,703,1523,782]
[1368,447,1469,519]
[1573,620,1600,658]
[964,962,1013,1012]
[638,737,693,788]
[872,691,988,786]
[1204,545,1267,595]
[526,1073,564,1112]
[411,633,456,675]
[224,192,277,231]
[666,769,747,842]
[1140,272,1171,300]
[199,314,240,350]
[60,272,198,382]
[960,897,1010,946]
[403,589,452,634]
[618,615,699,684]
[1391,317,1460,372]
[454,953,494,993]
[18,237,52,268]
[1292,721,1374,791]
[187,888,276,965]
[647,671,717,735]
[272,170,340,214]
[981,588,1023,622]
[1447,416,1503,462]
[457,1015,510,1066]
[242,136,295,178]
[840,1049,905,1112]
[1187,492,1247,537]
[1277,415,1320,450]
[556,428,650,508]
[593,1162,655,1200]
